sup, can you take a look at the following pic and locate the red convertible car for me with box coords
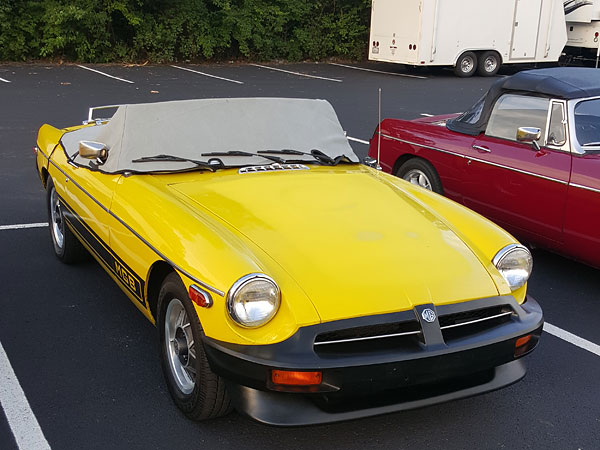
[368,68,600,268]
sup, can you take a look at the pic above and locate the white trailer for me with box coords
[564,0,600,66]
[368,0,568,77]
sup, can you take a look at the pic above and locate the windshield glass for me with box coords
[453,94,485,125]
[574,98,600,148]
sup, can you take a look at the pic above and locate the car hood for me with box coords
[168,165,500,322]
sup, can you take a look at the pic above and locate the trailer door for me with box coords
[510,0,542,59]
[369,0,422,63]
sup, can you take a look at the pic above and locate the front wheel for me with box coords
[454,51,477,77]
[396,158,443,194]
[158,273,232,421]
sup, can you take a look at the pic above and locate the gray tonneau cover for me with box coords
[60,98,359,173]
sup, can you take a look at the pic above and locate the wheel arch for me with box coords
[146,261,178,322]
[452,49,500,66]
[479,49,503,65]
[41,167,50,188]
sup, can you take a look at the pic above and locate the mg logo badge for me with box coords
[421,308,436,323]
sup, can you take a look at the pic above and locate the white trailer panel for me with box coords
[369,0,567,76]
[566,1,600,51]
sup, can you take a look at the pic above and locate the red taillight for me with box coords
[271,370,322,386]
[189,285,212,308]
[33,146,39,155]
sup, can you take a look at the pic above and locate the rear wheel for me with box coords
[46,178,88,263]
[396,158,443,194]
[454,51,477,77]
[477,51,501,77]
[158,273,232,421]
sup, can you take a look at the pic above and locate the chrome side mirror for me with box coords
[516,127,541,143]
[79,141,108,160]
[516,127,542,151]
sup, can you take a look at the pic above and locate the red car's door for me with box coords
[563,97,600,268]
[462,95,571,246]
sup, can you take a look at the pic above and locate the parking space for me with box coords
[1,62,599,449]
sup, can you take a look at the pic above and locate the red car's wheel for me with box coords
[396,159,443,195]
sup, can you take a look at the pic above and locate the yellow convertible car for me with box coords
[35,98,542,425]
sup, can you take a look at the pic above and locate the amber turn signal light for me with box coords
[515,335,531,348]
[271,370,322,386]
[514,334,533,357]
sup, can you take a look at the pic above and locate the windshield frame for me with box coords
[568,95,600,155]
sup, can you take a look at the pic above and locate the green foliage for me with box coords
[0,0,371,62]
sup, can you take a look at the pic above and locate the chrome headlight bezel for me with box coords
[226,273,281,328]
[493,244,533,291]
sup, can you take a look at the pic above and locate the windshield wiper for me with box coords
[257,149,351,166]
[582,142,600,147]
[132,154,223,171]
[201,150,286,164]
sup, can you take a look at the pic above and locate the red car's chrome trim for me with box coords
[466,155,569,185]
[380,133,569,186]
[569,183,600,194]
[380,132,463,158]
[46,152,226,297]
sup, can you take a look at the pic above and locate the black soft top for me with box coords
[447,68,600,136]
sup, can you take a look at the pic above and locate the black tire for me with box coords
[477,51,501,77]
[46,178,89,263]
[158,273,232,421]
[454,51,477,77]
[395,158,443,195]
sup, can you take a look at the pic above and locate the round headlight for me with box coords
[493,244,533,291]
[226,274,280,328]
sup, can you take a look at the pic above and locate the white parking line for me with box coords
[250,64,342,82]
[544,322,600,357]
[0,223,48,231]
[420,113,434,117]
[171,65,244,85]
[328,63,427,80]
[348,136,369,145]
[76,65,134,84]
[0,341,51,450]
[0,77,11,83]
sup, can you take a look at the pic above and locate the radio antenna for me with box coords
[377,88,382,166]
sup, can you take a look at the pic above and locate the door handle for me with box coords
[472,145,491,153]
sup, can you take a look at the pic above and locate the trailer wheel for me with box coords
[477,51,501,76]
[454,52,477,77]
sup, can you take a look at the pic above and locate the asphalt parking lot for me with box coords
[1,61,599,449]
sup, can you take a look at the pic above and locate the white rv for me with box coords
[564,0,600,65]
[368,0,568,77]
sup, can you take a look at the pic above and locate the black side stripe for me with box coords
[47,154,225,297]
[60,198,147,307]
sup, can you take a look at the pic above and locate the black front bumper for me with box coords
[203,295,543,426]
